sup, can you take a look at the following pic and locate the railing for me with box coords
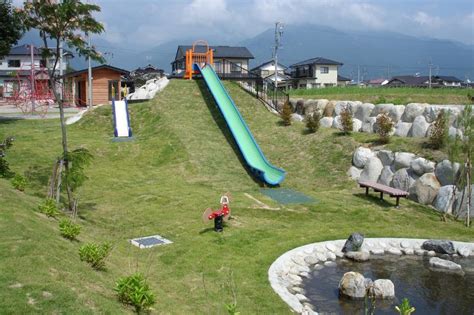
[219,59,289,113]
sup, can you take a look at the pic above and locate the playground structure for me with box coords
[184,40,214,80]
[112,98,133,139]
[202,194,231,232]
[7,62,74,117]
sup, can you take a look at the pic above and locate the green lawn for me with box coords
[289,86,472,105]
[0,80,472,314]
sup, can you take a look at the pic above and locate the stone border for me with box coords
[268,238,474,314]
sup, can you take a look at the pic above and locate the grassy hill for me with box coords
[0,80,472,314]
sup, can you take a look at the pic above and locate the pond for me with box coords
[302,255,474,314]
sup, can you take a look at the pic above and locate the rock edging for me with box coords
[268,238,474,314]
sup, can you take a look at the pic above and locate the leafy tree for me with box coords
[305,111,321,133]
[19,0,104,211]
[0,0,24,58]
[340,105,353,134]
[428,110,449,149]
[375,112,394,144]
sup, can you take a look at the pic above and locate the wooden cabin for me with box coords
[64,65,129,106]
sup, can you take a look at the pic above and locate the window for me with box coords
[231,62,242,73]
[214,61,222,73]
[320,66,329,74]
[8,60,21,68]
[108,80,119,101]
[40,59,47,68]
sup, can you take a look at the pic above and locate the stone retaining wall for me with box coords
[127,77,169,100]
[348,147,473,218]
[268,238,474,314]
[288,98,467,138]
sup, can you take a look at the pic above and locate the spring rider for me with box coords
[202,194,231,232]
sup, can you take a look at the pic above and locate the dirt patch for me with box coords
[9,282,23,289]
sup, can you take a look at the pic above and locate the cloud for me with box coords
[413,11,442,29]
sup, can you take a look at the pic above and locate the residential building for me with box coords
[385,75,463,88]
[0,44,71,98]
[290,57,343,89]
[251,60,292,89]
[63,65,129,106]
[337,75,352,86]
[171,45,254,79]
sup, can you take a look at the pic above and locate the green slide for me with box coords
[196,63,286,185]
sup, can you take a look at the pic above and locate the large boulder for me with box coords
[391,168,416,191]
[289,98,302,112]
[371,104,395,117]
[369,279,395,299]
[347,166,362,180]
[410,157,435,176]
[452,184,474,218]
[394,121,412,137]
[394,152,416,170]
[354,103,375,122]
[377,150,395,166]
[353,147,374,168]
[291,113,304,122]
[409,116,430,137]
[295,99,305,115]
[339,272,368,299]
[353,118,363,132]
[320,117,333,128]
[433,185,457,214]
[303,99,318,115]
[361,117,377,133]
[323,101,336,117]
[422,240,455,255]
[390,105,406,123]
[402,103,426,122]
[332,115,343,130]
[335,101,359,116]
[378,166,394,186]
[448,126,463,139]
[345,251,370,262]
[435,160,460,186]
[429,257,463,272]
[316,99,329,113]
[359,157,383,182]
[411,173,441,204]
[424,105,461,124]
[342,233,364,252]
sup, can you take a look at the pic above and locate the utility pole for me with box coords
[357,65,360,86]
[30,44,35,111]
[87,34,93,108]
[273,22,283,101]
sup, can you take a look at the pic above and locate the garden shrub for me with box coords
[374,96,387,104]
[11,174,28,191]
[59,218,81,240]
[63,148,93,192]
[305,111,321,133]
[38,198,60,217]
[79,242,112,270]
[375,113,394,143]
[0,136,14,178]
[115,273,155,313]
[280,100,292,126]
[429,110,448,149]
[340,106,353,134]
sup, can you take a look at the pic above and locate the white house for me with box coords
[250,60,292,89]
[289,57,343,89]
[0,44,71,98]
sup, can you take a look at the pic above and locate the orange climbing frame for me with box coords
[184,40,214,80]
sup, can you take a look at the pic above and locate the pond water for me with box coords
[302,255,474,315]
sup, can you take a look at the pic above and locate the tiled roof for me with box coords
[290,57,343,67]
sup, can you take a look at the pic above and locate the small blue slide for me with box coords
[195,63,286,185]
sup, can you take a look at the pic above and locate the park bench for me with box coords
[358,181,408,207]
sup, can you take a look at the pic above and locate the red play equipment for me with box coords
[184,40,214,80]
[202,194,231,232]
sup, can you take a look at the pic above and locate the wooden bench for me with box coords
[358,181,408,207]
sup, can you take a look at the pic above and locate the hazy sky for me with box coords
[14,0,474,48]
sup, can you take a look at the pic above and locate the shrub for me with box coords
[429,110,449,149]
[38,198,60,217]
[374,96,387,104]
[340,106,353,134]
[305,111,321,133]
[59,218,81,240]
[63,148,93,192]
[0,136,14,178]
[115,273,155,313]
[375,113,394,143]
[11,174,28,191]
[79,242,112,270]
[280,100,292,126]
[395,298,415,315]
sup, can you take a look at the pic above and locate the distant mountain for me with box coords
[241,24,474,81]
[18,25,474,80]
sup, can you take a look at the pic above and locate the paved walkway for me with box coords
[0,104,82,120]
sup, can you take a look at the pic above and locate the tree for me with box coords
[428,110,449,149]
[280,100,292,126]
[375,112,394,144]
[0,0,25,58]
[305,111,321,133]
[19,0,104,211]
[340,105,353,134]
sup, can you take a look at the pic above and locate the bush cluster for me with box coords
[11,174,28,191]
[59,218,81,240]
[375,113,395,143]
[79,242,112,270]
[429,110,449,149]
[305,111,321,133]
[340,106,353,134]
[280,100,293,126]
[115,273,155,313]
[38,198,60,217]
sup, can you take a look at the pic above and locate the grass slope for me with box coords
[289,86,471,105]
[0,80,472,314]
